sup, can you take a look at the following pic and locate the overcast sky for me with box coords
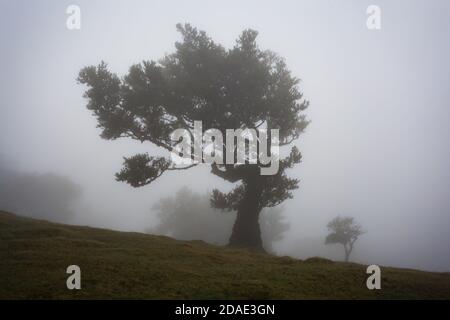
[1,0,449,272]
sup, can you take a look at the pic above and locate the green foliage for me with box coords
[115,154,170,187]
[325,216,364,246]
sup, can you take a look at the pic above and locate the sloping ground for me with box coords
[1,210,449,299]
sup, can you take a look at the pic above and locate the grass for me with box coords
[1,210,449,299]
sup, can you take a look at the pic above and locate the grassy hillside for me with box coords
[1,210,449,299]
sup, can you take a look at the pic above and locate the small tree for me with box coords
[325,216,364,262]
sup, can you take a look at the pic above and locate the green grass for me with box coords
[1,210,449,299]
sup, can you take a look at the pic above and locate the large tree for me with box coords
[78,24,309,252]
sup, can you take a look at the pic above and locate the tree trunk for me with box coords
[344,243,354,262]
[228,177,265,252]
[344,245,350,262]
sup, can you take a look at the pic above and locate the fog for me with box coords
[1,0,449,272]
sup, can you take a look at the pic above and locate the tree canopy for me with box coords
[325,216,365,261]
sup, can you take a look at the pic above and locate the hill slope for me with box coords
[1,210,449,299]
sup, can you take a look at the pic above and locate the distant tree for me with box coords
[325,216,364,262]
[147,187,289,253]
[258,207,289,253]
[78,23,309,251]
[0,164,82,223]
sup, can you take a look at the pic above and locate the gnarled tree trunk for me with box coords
[228,177,265,252]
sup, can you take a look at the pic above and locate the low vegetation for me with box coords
[1,211,449,299]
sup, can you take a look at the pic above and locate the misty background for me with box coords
[1,0,449,272]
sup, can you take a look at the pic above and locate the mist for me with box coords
[1,0,449,272]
